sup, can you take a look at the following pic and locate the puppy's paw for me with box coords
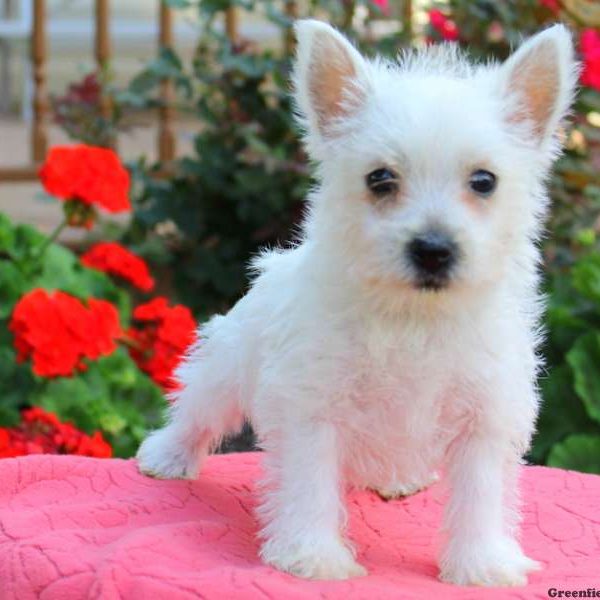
[262,537,367,580]
[440,538,541,587]
[375,471,439,500]
[136,428,201,480]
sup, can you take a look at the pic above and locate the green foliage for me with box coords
[0,213,166,457]
[122,0,400,315]
[0,213,130,320]
[568,333,600,424]
[548,434,600,474]
[530,257,600,467]
[50,0,600,472]
[124,33,306,312]
[409,1,600,471]
[51,71,120,148]
[32,349,164,457]
[530,366,592,463]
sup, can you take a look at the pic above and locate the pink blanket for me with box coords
[1,453,598,599]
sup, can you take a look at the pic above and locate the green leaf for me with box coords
[0,205,165,456]
[30,349,166,457]
[96,349,139,388]
[0,213,16,253]
[567,332,600,425]
[572,254,600,305]
[220,52,275,78]
[547,434,600,474]
[34,376,101,432]
[197,0,232,16]
[578,89,600,113]
[0,346,27,425]
[164,0,192,7]
[0,262,28,317]
[0,344,19,378]
[575,228,596,247]
[583,184,600,204]
[153,48,185,78]
[530,365,593,462]
[99,412,128,435]
[128,70,160,96]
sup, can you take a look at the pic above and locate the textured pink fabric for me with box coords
[0,453,599,599]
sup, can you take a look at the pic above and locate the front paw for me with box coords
[440,538,541,587]
[136,428,200,480]
[261,537,367,580]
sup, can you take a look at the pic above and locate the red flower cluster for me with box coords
[581,29,600,92]
[372,0,389,15]
[539,0,561,15]
[9,289,122,377]
[428,9,459,42]
[39,145,131,214]
[81,242,155,292]
[127,297,196,391]
[0,407,112,458]
[53,73,102,122]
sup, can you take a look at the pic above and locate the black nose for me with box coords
[408,231,457,276]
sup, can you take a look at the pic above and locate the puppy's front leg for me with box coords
[259,421,366,580]
[440,393,540,587]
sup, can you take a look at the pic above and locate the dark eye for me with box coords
[366,168,399,197]
[469,169,497,197]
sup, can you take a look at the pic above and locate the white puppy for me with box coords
[137,20,578,586]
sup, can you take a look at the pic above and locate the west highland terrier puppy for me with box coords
[138,19,578,586]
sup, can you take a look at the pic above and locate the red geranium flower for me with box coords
[581,29,600,92]
[81,242,155,292]
[539,0,561,14]
[372,0,390,15]
[127,297,196,391]
[428,9,459,42]
[0,407,112,459]
[39,145,131,214]
[9,289,122,377]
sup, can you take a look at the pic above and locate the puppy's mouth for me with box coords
[414,274,451,292]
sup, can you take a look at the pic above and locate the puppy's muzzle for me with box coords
[407,230,458,290]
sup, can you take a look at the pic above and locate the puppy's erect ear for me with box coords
[293,20,369,138]
[499,25,578,145]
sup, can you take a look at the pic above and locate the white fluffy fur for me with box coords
[137,21,578,586]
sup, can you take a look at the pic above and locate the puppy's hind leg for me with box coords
[137,318,244,480]
[374,471,439,501]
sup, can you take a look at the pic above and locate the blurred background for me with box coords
[1,0,599,471]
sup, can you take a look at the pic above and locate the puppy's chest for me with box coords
[331,327,470,472]
[342,353,447,432]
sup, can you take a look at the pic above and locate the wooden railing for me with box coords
[30,0,46,167]
[0,0,220,182]
[0,0,418,183]
[1,0,599,185]
[0,0,307,183]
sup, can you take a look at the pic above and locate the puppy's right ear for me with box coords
[293,20,369,139]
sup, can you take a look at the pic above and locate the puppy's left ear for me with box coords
[499,25,578,145]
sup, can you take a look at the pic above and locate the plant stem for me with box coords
[342,0,356,31]
[118,333,144,352]
[36,218,68,259]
